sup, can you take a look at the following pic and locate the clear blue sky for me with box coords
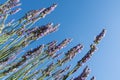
[8,0,120,80]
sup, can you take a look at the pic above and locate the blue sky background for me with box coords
[3,0,120,80]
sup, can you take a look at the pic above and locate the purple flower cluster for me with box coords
[74,66,90,80]
[78,44,97,66]
[0,0,21,15]
[65,44,84,59]
[94,29,106,44]
[46,38,72,56]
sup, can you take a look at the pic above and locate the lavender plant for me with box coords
[0,0,106,80]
